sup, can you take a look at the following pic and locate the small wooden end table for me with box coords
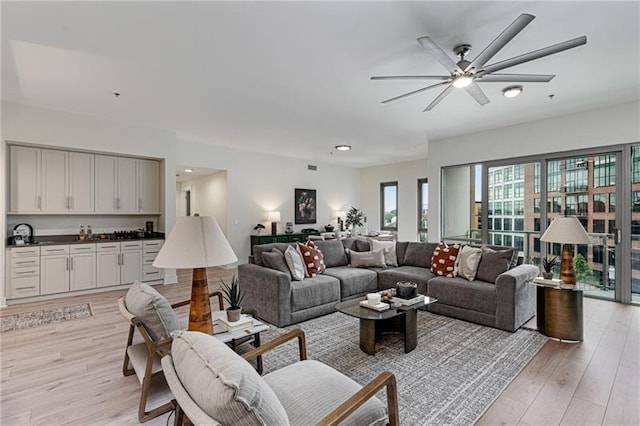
[213,313,269,373]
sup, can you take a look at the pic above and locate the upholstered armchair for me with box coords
[118,281,224,422]
[162,329,399,426]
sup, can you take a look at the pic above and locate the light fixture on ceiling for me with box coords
[502,85,523,98]
[184,168,193,173]
[452,75,473,89]
[335,145,351,151]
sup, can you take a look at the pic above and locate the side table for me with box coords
[535,284,583,342]
[213,312,269,373]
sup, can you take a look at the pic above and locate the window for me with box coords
[593,246,604,264]
[534,218,541,232]
[514,182,524,199]
[494,169,503,184]
[380,181,398,230]
[514,236,524,251]
[566,195,577,215]
[633,191,640,213]
[514,164,524,180]
[514,200,524,215]
[593,220,605,233]
[609,220,616,234]
[593,155,616,187]
[547,160,561,192]
[593,194,606,213]
[504,218,512,231]
[504,201,513,215]
[418,179,428,241]
[609,193,616,212]
[494,202,503,215]
[633,146,640,183]
[565,158,588,192]
[504,184,513,199]
[534,163,541,193]
[514,218,524,231]
[503,167,512,182]
[534,198,540,213]
[577,195,588,215]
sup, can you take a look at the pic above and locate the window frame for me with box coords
[417,178,428,235]
[380,181,398,231]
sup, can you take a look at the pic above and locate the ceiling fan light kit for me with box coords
[371,13,587,112]
[335,144,351,151]
[502,85,523,98]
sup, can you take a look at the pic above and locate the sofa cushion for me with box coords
[253,243,294,266]
[426,276,496,315]
[370,239,398,267]
[323,266,378,299]
[262,249,291,276]
[376,266,435,292]
[171,331,288,425]
[298,241,326,278]
[402,242,438,268]
[125,281,181,341]
[285,245,306,281]
[356,238,371,252]
[291,275,341,312]
[475,247,516,283]
[314,238,348,267]
[454,245,482,281]
[430,242,461,277]
[264,360,387,426]
[341,238,359,252]
[348,249,386,268]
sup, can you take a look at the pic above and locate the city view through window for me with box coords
[443,146,640,303]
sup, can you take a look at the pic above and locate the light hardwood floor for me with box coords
[1,269,638,425]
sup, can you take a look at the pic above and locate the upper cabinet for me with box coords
[9,145,161,215]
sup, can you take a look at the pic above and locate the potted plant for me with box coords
[541,256,558,279]
[344,207,364,235]
[220,276,245,322]
[253,223,265,235]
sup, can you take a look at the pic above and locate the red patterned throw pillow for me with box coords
[297,241,326,278]
[430,242,461,277]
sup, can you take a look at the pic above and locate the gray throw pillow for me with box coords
[124,281,181,341]
[262,249,291,276]
[313,239,348,267]
[475,247,516,283]
[171,331,288,425]
[402,242,438,268]
[348,249,386,268]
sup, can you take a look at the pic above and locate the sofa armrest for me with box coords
[495,264,539,332]
[238,263,293,327]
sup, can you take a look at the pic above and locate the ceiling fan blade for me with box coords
[465,13,535,72]
[477,73,555,82]
[417,36,462,73]
[465,82,490,106]
[371,75,450,81]
[381,81,450,104]
[481,35,587,74]
[424,85,454,112]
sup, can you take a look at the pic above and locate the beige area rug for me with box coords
[0,303,93,332]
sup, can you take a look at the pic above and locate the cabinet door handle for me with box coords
[48,249,65,252]
[15,271,35,275]
[121,253,125,265]
[66,258,69,271]
[38,195,42,209]
[70,258,74,271]
[16,286,36,290]
[117,198,121,210]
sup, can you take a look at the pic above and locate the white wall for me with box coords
[177,171,228,234]
[2,101,361,278]
[427,101,640,242]
[360,159,427,242]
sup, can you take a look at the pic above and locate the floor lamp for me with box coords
[540,216,591,286]
[153,215,237,334]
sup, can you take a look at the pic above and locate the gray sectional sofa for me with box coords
[238,238,538,332]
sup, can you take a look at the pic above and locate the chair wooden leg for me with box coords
[137,347,174,422]
[123,325,136,376]
[174,402,184,426]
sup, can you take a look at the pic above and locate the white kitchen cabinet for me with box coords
[95,155,139,213]
[138,159,160,213]
[142,239,164,282]
[70,245,97,291]
[96,242,142,287]
[41,149,68,212]
[9,145,41,212]
[68,152,95,212]
[40,246,71,295]
[6,246,41,298]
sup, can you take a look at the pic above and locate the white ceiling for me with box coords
[2,1,639,167]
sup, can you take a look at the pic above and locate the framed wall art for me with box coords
[294,188,316,224]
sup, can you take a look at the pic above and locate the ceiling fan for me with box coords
[371,14,587,112]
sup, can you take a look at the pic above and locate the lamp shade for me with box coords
[540,216,591,245]
[336,211,346,219]
[153,216,237,269]
[267,211,281,223]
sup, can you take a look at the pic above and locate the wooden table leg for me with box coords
[404,310,417,353]
[360,318,376,355]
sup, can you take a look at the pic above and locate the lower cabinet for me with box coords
[97,241,142,287]
[70,251,97,291]
[41,244,98,295]
[41,254,70,295]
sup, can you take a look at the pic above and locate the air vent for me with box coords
[307,165,318,171]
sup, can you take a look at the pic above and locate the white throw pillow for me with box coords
[349,249,387,268]
[370,239,398,267]
[454,245,483,281]
[284,245,306,281]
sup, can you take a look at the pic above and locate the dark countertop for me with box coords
[7,233,165,247]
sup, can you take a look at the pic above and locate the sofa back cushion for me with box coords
[171,331,289,425]
[262,249,291,276]
[475,247,516,283]
[402,242,438,268]
[124,281,181,341]
[313,239,348,267]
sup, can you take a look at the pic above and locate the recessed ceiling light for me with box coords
[335,145,351,151]
[502,85,523,98]
[184,168,193,173]
[452,75,473,88]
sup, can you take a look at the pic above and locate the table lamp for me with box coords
[540,216,591,286]
[267,211,281,235]
[153,215,237,334]
[336,211,346,231]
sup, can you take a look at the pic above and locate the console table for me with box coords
[535,285,583,342]
[250,232,320,247]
